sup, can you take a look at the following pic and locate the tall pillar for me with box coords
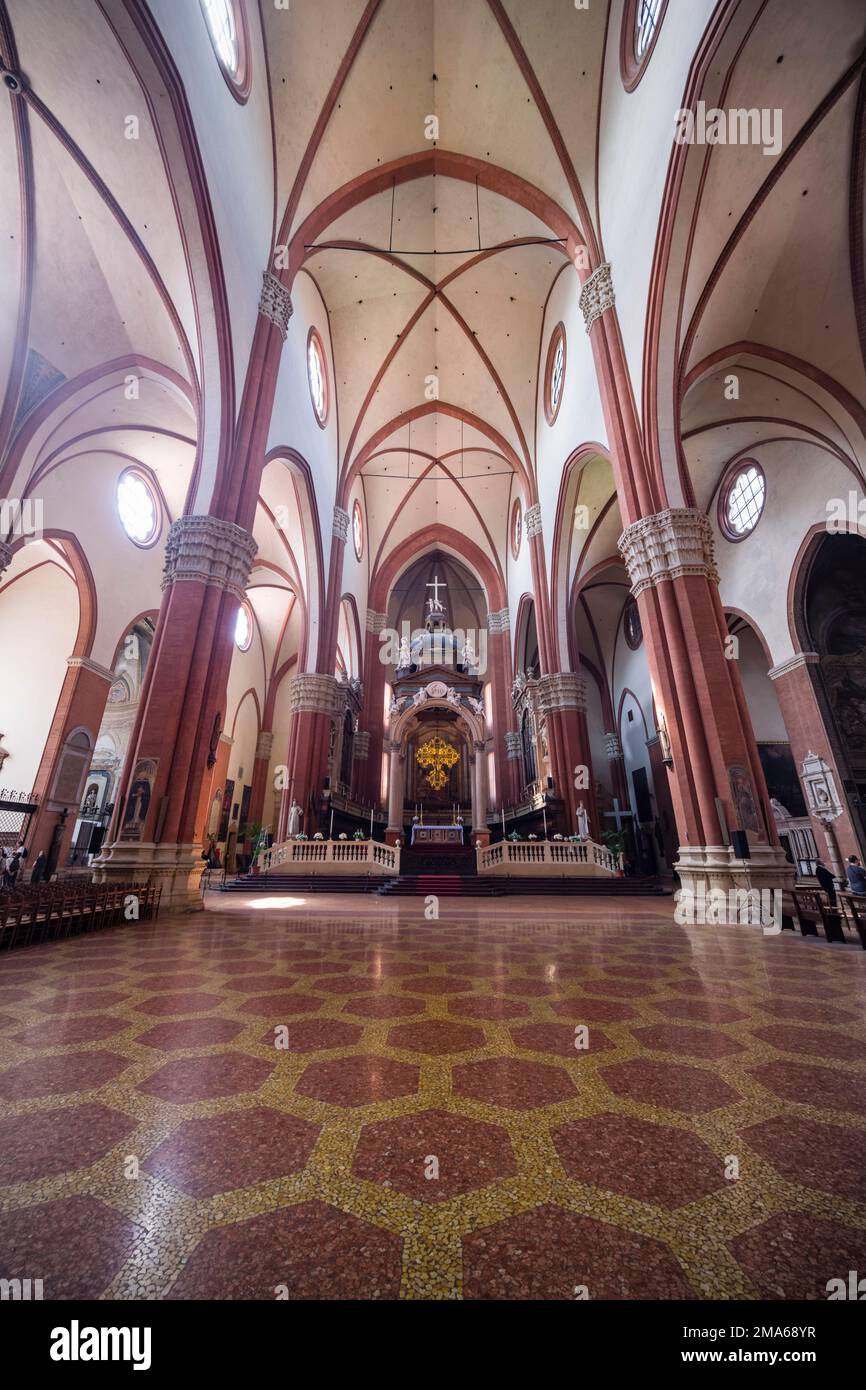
[768,652,861,860]
[385,739,405,843]
[93,516,257,908]
[360,610,388,804]
[488,607,520,803]
[249,730,274,830]
[284,673,340,833]
[618,509,792,896]
[27,655,115,863]
[472,740,490,845]
[537,672,597,836]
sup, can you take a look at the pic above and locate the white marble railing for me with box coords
[258,839,399,875]
[476,839,621,876]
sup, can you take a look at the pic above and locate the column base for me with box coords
[91,842,206,912]
[472,830,490,848]
[674,844,795,897]
[385,828,402,847]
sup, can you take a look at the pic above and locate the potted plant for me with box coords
[313,832,324,841]
[352,829,366,841]
[508,830,520,842]
[295,832,308,841]
[602,830,626,875]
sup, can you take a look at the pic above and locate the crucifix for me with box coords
[603,799,633,833]
[426,574,447,613]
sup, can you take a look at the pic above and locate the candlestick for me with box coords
[369,805,374,838]
[542,804,548,839]
[329,809,334,840]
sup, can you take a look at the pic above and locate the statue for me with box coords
[467,696,484,716]
[398,635,411,668]
[461,634,477,669]
[288,799,302,837]
[576,801,590,841]
[412,687,428,707]
[446,686,462,707]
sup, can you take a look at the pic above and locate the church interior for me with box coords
[1,0,866,1316]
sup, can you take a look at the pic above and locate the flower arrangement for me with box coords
[294,832,308,841]
[527,833,538,841]
[553,833,564,841]
[568,834,581,842]
[508,831,520,842]
[352,829,366,840]
[313,832,324,841]
[338,833,348,841]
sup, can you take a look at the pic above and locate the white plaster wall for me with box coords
[0,560,78,791]
[713,440,859,666]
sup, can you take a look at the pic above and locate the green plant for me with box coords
[602,830,626,859]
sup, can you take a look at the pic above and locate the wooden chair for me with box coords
[838,893,866,950]
[791,887,845,943]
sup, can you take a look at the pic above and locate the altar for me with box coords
[411,823,464,846]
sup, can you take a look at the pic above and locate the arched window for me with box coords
[352,499,364,561]
[521,707,537,788]
[116,469,159,547]
[623,595,643,650]
[720,460,766,541]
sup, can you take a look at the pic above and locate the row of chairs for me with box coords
[0,879,162,951]
[791,888,866,948]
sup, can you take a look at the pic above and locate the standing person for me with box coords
[6,851,20,888]
[30,851,46,885]
[0,848,9,889]
[814,857,837,904]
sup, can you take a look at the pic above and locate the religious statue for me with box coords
[461,634,477,669]
[446,686,462,707]
[576,801,590,841]
[467,697,484,716]
[288,799,302,837]
[412,687,428,707]
[398,635,411,669]
[81,783,100,816]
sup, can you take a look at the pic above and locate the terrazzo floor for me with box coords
[1,891,865,1300]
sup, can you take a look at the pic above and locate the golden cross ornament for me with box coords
[416,735,459,790]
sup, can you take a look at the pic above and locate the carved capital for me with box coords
[505,731,522,760]
[579,262,615,333]
[332,506,350,543]
[288,673,341,716]
[259,271,293,340]
[162,516,257,601]
[255,731,274,761]
[618,508,718,596]
[487,607,510,635]
[537,672,586,714]
[603,731,622,760]
[524,503,543,539]
[366,609,388,634]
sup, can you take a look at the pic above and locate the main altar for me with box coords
[411,822,464,846]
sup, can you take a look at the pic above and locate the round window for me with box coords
[307,328,329,426]
[200,0,250,99]
[234,600,253,651]
[620,0,669,91]
[511,499,523,559]
[117,470,159,547]
[623,595,643,650]
[720,460,766,541]
[544,323,566,426]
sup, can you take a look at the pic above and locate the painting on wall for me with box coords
[728,764,763,836]
[218,779,235,841]
[757,743,808,817]
[119,758,158,841]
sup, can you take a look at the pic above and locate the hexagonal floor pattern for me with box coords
[0,893,865,1300]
